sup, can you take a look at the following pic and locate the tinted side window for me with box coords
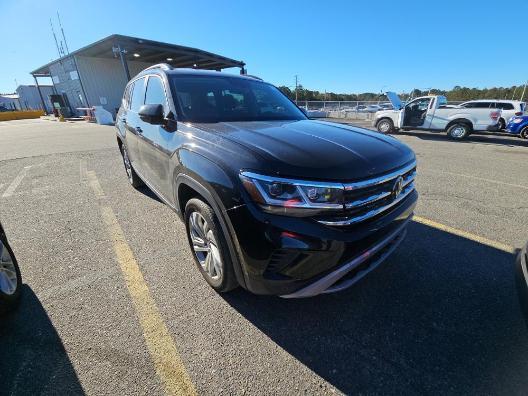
[145,76,168,112]
[130,78,146,112]
[497,102,514,110]
[474,102,492,108]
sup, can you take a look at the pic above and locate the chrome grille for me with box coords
[317,161,416,226]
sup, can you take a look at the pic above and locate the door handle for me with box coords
[136,127,143,134]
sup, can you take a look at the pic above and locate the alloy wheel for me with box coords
[0,241,18,295]
[189,211,223,281]
[378,121,391,133]
[451,126,466,138]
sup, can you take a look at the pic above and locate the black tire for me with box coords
[121,144,143,188]
[498,118,506,131]
[184,198,238,293]
[376,118,394,134]
[0,236,22,315]
[520,126,528,140]
[447,123,471,140]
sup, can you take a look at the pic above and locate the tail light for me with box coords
[490,110,500,120]
[515,112,523,116]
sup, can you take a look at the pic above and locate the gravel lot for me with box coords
[1,118,527,395]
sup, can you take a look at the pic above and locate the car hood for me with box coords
[386,91,403,110]
[194,120,415,181]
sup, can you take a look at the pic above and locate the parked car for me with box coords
[0,222,22,314]
[374,92,501,140]
[364,104,383,113]
[516,241,528,326]
[459,100,525,130]
[505,115,528,139]
[115,65,418,297]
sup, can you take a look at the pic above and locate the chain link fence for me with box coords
[295,100,465,119]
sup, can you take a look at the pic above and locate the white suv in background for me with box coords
[459,100,526,130]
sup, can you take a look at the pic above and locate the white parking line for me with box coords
[79,159,87,183]
[2,166,31,198]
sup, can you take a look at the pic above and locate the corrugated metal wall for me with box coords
[16,85,54,112]
[75,56,153,115]
[49,57,86,115]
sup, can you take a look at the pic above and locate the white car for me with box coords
[459,100,526,130]
[374,92,501,140]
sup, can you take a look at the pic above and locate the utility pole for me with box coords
[295,75,298,103]
[512,86,518,100]
[520,81,527,102]
[50,18,62,58]
[57,11,70,54]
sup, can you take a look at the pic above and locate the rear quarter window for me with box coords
[130,78,146,112]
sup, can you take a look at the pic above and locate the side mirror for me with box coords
[139,104,164,125]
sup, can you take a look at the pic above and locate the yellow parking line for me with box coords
[88,172,196,396]
[413,216,516,254]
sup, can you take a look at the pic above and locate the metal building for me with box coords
[30,34,246,117]
[16,85,54,112]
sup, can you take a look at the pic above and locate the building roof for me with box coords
[31,34,245,76]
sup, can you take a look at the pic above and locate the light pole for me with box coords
[294,75,299,103]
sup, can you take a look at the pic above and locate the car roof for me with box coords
[463,99,524,104]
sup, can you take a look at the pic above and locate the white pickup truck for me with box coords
[373,92,501,140]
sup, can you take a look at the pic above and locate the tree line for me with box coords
[278,84,527,102]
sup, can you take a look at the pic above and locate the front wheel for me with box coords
[184,198,238,293]
[447,123,471,140]
[376,118,394,134]
[0,235,22,315]
[520,126,528,139]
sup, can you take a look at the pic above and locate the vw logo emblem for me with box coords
[392,176,404,198]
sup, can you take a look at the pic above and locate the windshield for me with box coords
[169,74,306,123]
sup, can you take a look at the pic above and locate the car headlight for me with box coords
[239,171,343,215]
[513,118,523,124]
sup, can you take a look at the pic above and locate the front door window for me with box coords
[403,98,432,127]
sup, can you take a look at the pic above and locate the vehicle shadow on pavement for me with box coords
[136,185,163,203]
[397,130,528,147]
[0,286,84,395]
[223,221,528,394]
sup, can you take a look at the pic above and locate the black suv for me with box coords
[115,65,418,297]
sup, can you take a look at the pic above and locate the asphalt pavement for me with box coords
[1,118,527,395]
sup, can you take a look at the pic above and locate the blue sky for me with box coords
[1,0,527,94]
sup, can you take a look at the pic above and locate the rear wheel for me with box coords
[121,144,143,188]
[520,126,528,139]
[184,198,238,293]
[0,236,22,315]
[447,123,471,140]
[376,118,394,134]
[498,118,506,131]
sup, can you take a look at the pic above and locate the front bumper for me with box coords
[226,189,417,296]
[281,215,410,298]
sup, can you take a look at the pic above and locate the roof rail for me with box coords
[144,63,174,71]
[245,74,263,81]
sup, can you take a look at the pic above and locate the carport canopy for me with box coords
[31,34,246,77]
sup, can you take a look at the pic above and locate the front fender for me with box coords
[174,149,241,214]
